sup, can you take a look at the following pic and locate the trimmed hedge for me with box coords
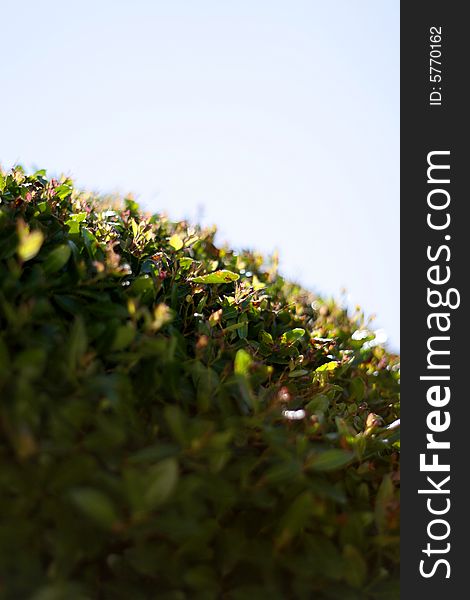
[0,168,400,599]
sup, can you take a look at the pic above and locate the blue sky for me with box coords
[0,0,400,350]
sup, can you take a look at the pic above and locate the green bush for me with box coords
[0,168,399,599]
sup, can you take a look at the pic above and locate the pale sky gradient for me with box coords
[0,0,400,350]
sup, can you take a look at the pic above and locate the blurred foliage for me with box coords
[0,168,399,599]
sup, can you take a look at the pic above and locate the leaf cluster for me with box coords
[0,168,399,599]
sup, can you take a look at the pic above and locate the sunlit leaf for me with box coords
[17,220,44,261]
[169,233,184,250]
[315,361,339,372]
[234,348,252,375]
[281,328,305,345]
[191,269,239,284]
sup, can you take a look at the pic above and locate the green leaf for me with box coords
[68,212,87,223]
[17,221,44,261]
[281,328,305,345]
[306,394,329,414]
[65,220,80,235]
[350,377,365,401]
[130,218,139,238]
[144,458,179,509]
[259,330,274,345]
[237,314,248,339]
[191,270,239,284]
[308,449,354,472]
[223,321,247,333]
[288,369,308,378]
[375,474,394,534]
[67,317,87,373]
[265,460,302,484]
[69,488,118,528]
[234,348,252,375]
[343,544,367,589]
[278,491,313,544]
[43,244,72,274]
[111,323,135,351]
[315,361,339,372]
[164,405,187,445]
[65,212,87,234]
[55,183,73,200]
[179,256,196,269]
[169,233,184,250]
[81,227,100,259]
[129,275,155,303]
[279,492,314,545]
[125,197,140,214]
